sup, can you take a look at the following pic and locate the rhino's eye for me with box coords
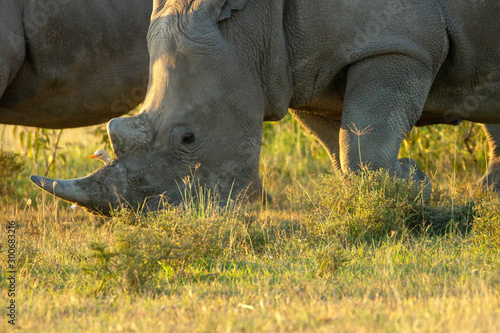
[182,133,195,144]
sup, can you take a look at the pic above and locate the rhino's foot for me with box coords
[478,164,500,192]
[397,158,432,203]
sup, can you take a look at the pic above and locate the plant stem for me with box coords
[44,129,63,177]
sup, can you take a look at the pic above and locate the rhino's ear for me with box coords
[208,0,248,22]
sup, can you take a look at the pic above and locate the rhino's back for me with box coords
[285,0,500,125]
[0,0,152,128]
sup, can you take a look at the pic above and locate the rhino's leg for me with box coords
[0,0,25,98]
[289,110,341,172]
[479,123,500,191]
[339,54,436,196]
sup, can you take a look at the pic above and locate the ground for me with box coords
[0,117,499,332]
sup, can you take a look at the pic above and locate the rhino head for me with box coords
[30,0,292,215]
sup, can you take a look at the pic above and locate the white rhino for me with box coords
[27,0,500,215]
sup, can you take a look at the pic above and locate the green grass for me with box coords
[1,118,499,332]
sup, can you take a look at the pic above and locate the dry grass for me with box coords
[1,119,499,332]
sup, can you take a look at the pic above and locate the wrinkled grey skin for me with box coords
[30,0,500,215]
[0,0,152,128]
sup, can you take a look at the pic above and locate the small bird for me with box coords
[90,149,111,164]
[69,149,110,212]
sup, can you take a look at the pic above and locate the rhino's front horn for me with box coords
[31,162,130,215]
[29,174,117,215]
[30,175,92,204]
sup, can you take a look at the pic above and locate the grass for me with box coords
[1,118,499,332]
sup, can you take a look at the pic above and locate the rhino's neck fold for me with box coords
[222,0,292,121]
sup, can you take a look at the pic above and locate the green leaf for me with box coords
[59,153,67,166]
[20,131,25,146]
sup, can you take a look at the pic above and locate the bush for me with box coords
[473,195,500,247]
[83,201,261,294]
[315,242,350,277]
[296,170,429,244]
[295,170,478,245]
[0,150,25,196]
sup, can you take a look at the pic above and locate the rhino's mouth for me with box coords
[29,149,188,215]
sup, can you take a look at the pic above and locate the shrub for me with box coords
[0,150,25,196]
[473,194,500,247]
[315,242,350,277]
[296,170,429,244]
[83,200,262,294]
